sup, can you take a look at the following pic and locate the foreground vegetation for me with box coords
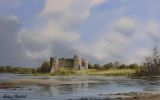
[133,47,160,77]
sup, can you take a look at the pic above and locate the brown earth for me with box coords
[100,92,160,100]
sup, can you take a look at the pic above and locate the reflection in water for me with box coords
[38,83,89,97]
[1,74,160,100]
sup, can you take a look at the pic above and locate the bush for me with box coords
[51,68,76,75]
[88,63,94,69]
[93,64,102,69]
[103,63,114,69]
[128,63,140,70]
[37,61,51,73]
[133,47,160,77]
[0,66,35,74]
[118,64,127,69]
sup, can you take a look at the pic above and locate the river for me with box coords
[0,74,160,100]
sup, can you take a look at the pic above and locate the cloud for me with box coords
[40,0,106,17]
[19,0,106,62]
[39,0,106,30]
[40,0,74,14]
[19,22,80,59]
[75,17,134,63]
[115,17,135,34]
[126,48,150,64]
[2,0,160,67]
[20,22,80,44]
[0,16,34,66]
[146,21,160,41]
[75,16,160,64]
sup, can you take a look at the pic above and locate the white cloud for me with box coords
[40,0,74,15]
[20,0,106,60]
[19,22,80,59]
[75,17,135,62]
[115,17,135,34]
[40,0,106,17]
[74,18,133,63]
[25,48,51,59]
[20,22,80,44]
[147,21,160,40]
[126,48,150,64]
[74,16,158,64]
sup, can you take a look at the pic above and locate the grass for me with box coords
[34,68,136,76]
[36,68,136,76]
[76,69,136,76]
[51,68,76,76]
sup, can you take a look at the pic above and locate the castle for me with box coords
[50,55,88,73]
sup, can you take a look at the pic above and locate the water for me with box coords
[0,74,160,100]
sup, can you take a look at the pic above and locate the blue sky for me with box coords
[0,0,160,67]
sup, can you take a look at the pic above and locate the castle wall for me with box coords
[59,59,74,68]
[50,57,59,73]
[50,55,88,73]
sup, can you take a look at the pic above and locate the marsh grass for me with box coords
[76,69,136,76]
[48,68,136,76]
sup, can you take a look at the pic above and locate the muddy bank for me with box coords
[0,79,99,88]
[99,92,160,100]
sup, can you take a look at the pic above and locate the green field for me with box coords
[76,69,136,76]
[35,68,136,76]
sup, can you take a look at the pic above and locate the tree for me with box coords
[134,46,160,76]
[103,63,114,69]
[128,63,139,70]
[38,61,51,73]
[94,64,102,69]
[118,64,127,69]
[145,46,160,75]
[88,63,94,69]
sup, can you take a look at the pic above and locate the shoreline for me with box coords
[102,92,160,100]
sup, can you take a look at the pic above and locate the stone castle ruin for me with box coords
[50,55,88,73]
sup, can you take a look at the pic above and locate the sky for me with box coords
[0,0,160,67]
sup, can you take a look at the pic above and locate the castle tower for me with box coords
[84,60,88,69]
[50,56,59,73]
[73,54,82,70]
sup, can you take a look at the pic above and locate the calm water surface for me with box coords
[0,74,160,100]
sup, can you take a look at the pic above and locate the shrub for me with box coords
[103,63,114,69]
[51,68,76,75]
[37,61,51,73]
[133,47,160,77]
[128,63,140,70]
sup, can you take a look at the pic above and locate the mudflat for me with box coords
[100,92,160,100]
[0,79,99,88]
[120,92,160,100]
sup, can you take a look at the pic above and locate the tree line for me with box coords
[88,62,140,70]
[0,66,36,74]
[0,61,140,74]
